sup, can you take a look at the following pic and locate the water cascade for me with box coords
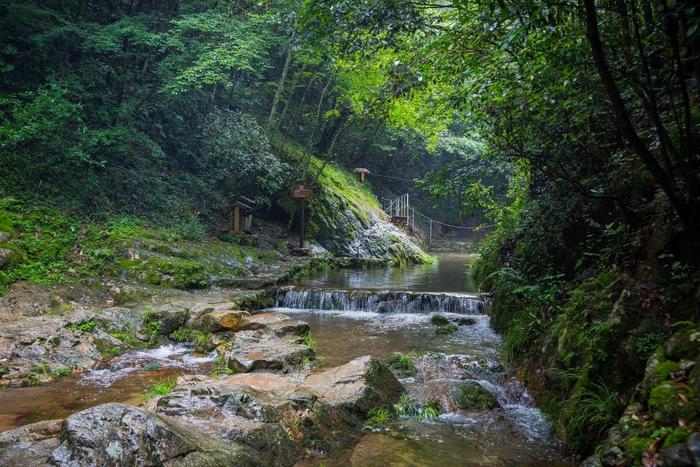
[275,287,485,314]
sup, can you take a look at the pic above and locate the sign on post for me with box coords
[292,184,312,198]
[292,184,312,249]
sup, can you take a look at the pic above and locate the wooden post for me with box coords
[299,199,305,248]
[233,206,241,233]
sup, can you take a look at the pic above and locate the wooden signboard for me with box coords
[292,184,312,198]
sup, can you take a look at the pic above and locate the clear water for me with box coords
[0,344,212,432]
[296,253,480,293]
[283,254,574,466]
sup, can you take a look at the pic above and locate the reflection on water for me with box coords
[297,254,479,293]
[273,310,499,369]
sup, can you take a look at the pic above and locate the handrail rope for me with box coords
[381,195,493,230]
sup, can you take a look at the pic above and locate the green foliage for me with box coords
[435,323,458,336]
[170,326,194,343]
[565,381,626,450]
[301,330,317,350]
[364,407,393,429]
[144,378,177,400]
[67,319,97,333]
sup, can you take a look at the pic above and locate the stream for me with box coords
[0,253,573,465]
[277,253,573,466]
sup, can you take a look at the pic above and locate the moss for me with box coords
[648,382,680,424]
[436,323,458,335]
[653,360,680,383]
[662,427,689,449]
[385,352,417,377]
[665,323,700,360]
[626,436,653,461]
[66,319,97,333]
[453,381,499,410]
[430,314,449,326]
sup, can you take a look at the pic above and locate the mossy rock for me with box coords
[451,381,499,410]
[436,323,458,335]
[430,314,449,326]
[649,382,682,425]
[665,324,700,361]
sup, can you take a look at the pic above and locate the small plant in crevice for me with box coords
[394,393,415,417]
[301,330,316,350]
[169,326,193,342]
[363,407,393,430]
[144,378,176,400]
[415,401,441,421]
[211,354,235,377]
[67,319,97,333]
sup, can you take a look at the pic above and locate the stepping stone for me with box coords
[220,331,313,373]
[243,312,309,337]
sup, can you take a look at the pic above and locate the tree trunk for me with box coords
[583,0,695,229]
[268,29,296,131]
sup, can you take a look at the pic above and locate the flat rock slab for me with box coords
[220,331,313,373]
[243,312,309,337]
[302,355,403,412]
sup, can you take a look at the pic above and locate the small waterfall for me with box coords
[275,288,485,314]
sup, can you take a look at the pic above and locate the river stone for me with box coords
[147,356,400,463]
[143,305,190,335]
[243,312,309,337]
[301,355,403,413]
[220,331,313,373]
[0,231,10,243]
[50,403,260,466]
[0,419,62,466]
[450,381,500,410]
[661,442,694,467]
[0,247,14,269]
[191,309,251,333]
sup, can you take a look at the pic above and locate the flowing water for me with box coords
[0,253,573,465]
[275,253,573,466]
[0,344,213,432]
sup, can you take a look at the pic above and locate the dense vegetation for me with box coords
[1,0,699,464]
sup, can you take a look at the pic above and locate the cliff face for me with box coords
[308,159,430,265]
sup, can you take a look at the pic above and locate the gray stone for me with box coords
[687,432,700,467]
[0,419,62,466]
[243,312,309,337]
[220,331,312,373]
[662,442,694,467]
[50,403,260,466]
[144,305,190,335]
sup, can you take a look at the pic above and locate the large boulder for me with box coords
[302,355,403,414]
[219,331,313,373]
[0,419,62,466]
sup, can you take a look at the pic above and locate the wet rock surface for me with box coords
[220,330,313,373]
[0,356,401,466]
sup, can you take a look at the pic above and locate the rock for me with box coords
[220,331,313,373]
[301,355,403,414]
[450,381,500,410]
[151,356,400,461]
[687,432,700,465]
[436,323,458,335]
[191,309,251,333]
[92,307,143,333]
[662,442,694,467]
[143,305,190,335]
[48,403,261,466]
[243,312,309,337]
[0,248,14,269]
[0,419,62,466]
[452,317,477,326]
[430,314,449,326]
[665,325,700,361]
[0,231,10,243]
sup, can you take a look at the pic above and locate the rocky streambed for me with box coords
[0,255,574,466]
